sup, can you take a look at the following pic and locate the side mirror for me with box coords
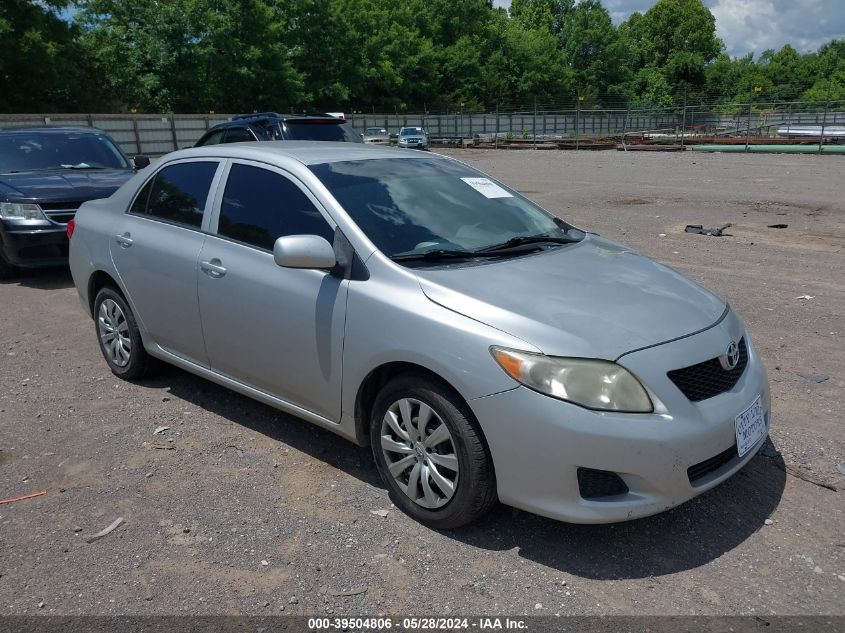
[133,155,151,169]
[273,235,336,270]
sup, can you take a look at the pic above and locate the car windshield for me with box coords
[283,120,363,143]
[400,128,423,136]
[0,131,130,173]
[365,128,385,135]
[310,157,569,258]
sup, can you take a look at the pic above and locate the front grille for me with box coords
[39,201,82,226]
[577,468,629,499]
[688,445,738,485]
[44,212,75,224]
[667,338,748,402]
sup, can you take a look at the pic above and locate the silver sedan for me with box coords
[397,127,429,150]
[69,142,770,528]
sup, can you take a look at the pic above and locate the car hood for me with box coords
[413,235,727,359]
[0,169,134,203]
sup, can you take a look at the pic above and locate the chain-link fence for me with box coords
[3,100,843,156]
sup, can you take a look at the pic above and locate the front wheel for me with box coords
[371,375,497,528]
[93,287,154,380]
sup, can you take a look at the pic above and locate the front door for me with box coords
[197,161,347,421]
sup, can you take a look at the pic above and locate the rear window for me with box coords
[282,120,363,143]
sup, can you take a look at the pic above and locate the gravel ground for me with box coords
[0,149,843,617]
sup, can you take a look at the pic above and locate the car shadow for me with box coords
[1,266,74,290]
[141,363,786,580]
[448,439,787,579]
[139,363,385,489]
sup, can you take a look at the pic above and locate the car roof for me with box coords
[0,126,106,135]
[171,141,438,166]
[207,114,346,131]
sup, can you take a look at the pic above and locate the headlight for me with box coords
[490,347,653,413]
[0,202,48,222]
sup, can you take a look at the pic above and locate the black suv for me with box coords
[195,113,363,146]
[0,127,145,278]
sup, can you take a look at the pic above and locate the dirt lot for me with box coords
[0,149,843,617]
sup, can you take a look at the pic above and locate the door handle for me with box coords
[114,233,133,248]
[200,259,227,278]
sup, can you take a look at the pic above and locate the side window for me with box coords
[222,127,255,143]
[129,178,154,215]
[217,164,334,250]
[133,161,218,228]
[197,130,224,146]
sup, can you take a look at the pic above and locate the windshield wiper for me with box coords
[476,233,581,253]
[391,248,526,262]
[390,248,498,262]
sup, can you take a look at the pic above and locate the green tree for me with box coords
[509,0,573,35]
[758,45,808,102]
[803,40,845,102]
[621,0,722,103]
[0,0,102,112]
[79,0,305,112]
[559,0,629,105]
[482,9,573,107]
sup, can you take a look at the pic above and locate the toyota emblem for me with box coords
[720,341,740,370]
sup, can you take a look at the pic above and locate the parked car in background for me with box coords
[69,142,770,529]
[195,113,363,147]
[397,126,429,150]
[0,126,146,278]
[362,127,390,144]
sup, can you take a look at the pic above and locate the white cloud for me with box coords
[706,0,843,56]
[496,0,845,57]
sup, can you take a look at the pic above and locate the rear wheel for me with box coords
[370,374,496,528]
[93,287,154,380]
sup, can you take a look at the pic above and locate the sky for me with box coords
[493,0,845,57]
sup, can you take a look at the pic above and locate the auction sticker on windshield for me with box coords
[461,177,513,198]
[735,395,765,457]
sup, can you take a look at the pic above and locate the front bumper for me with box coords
[399,140,427,149]
[0,224,69,268]
[470,312,771,524]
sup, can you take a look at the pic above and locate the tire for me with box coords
[0,252,16,280]
[93,286,154,380]
[370,374,497,529]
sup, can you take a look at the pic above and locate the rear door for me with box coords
[196,160,347,421]
[111,159,224,365]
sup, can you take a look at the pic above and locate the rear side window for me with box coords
[132,161,218,228]
[223,127,255,143]
[217,164,334,250]
[197,130,224,146]
[129,179,154,215]
[282,120,363,143]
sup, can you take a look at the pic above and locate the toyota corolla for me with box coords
[68,142,770,528]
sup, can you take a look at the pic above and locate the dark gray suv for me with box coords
[195,113,363,146]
